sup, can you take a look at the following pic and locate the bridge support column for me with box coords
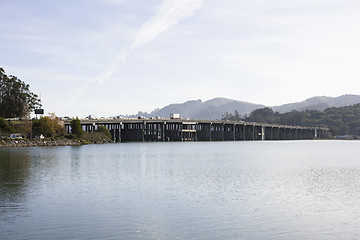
[118,124,122,142]
[242,125,245,140]
[142,122,145,141]
[233,124,236,141]
[222,123,224,141]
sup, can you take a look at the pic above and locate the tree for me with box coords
[32,116,65,137]
[279,111,305,126]
[234,110,241,121]
[0,117,14,133]
[222,112,233,120]
[0,68,41,118]
[236,103,360,136]
[70,117,84,137]
[97,125,111,138]
[221,110,242,121]
[245,108,277,123]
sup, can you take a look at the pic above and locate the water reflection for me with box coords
[70,146,81,179]
[0,148,33,240]
[1,141,360,239]
[0,149,31,207]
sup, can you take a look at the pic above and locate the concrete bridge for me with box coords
[64,118,331,142]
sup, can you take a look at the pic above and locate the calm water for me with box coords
[1,140,360,240]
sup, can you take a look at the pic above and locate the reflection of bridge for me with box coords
[64,119,331,142]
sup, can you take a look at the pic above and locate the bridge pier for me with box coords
[224,124,235,141]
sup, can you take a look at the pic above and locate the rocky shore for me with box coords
[0,138,112,148]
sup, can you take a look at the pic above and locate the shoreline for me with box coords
[0,138,111,148]
[0,138,351,148]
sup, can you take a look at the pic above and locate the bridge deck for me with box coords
[64,118,331,142]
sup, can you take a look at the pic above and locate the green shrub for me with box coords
[70,117,84,137]
[97,125,111,138]
[0,117,14,133]
[32,117,65,137]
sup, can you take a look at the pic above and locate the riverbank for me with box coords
[0,138,112,148]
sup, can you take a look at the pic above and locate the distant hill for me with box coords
[273,94,360,113]
[244,103,360,136]
[121,94,360,120]
[125,98,265,120]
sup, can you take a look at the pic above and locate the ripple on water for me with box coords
[1,141,360,239]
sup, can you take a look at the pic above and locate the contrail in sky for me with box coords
[96,0,204,84]
[65,0,203,111]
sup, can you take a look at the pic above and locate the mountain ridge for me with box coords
[122,94,360,120]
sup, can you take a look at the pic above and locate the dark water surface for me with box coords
[1,140,360,239]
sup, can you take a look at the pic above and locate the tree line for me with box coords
[0,67,112,142]
[222,105,360,136]
[0,67,41,118]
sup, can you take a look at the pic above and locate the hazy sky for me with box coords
[2,0,360,117]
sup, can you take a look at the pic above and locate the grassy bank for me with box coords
[0,117,113,148]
